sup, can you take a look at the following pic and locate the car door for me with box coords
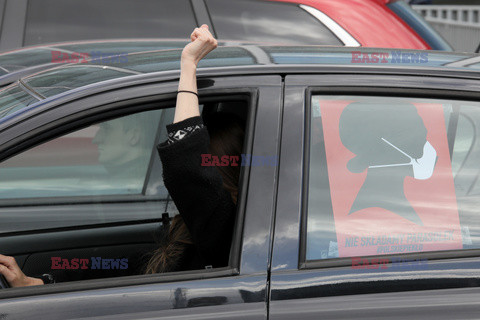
[269,72,480,319]
[0,74,282,320]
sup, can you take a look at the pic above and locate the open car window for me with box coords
[305,95,480,262]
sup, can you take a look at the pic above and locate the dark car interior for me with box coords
[0,95,250,288]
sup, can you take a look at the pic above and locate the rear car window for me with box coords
[24,0,196,45]
[206,0,342,45]
[306,95,480,261]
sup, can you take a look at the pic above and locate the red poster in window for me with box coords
[319,99,463,257]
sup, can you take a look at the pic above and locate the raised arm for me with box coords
[174,24,217,123]
[157,26,238,268]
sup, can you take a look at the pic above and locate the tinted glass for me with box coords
[23,65,136,97]
[0,48,54,72]
[0,41,189,80]
[20,47,256,99]
[0,85,38,119]
[24,0,196,45]
[206,0,342,45]
[306,95,480,261]
[0,109,165,199]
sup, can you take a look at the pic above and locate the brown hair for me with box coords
[144,113,245,274]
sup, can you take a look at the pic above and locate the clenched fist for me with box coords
[181,24,218,66]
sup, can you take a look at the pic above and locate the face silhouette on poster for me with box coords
[339,102,436,225]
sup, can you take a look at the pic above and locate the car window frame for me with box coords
[0,100,172,205]
[0,74,281,305]
[272,72,480,274]
[0,91,254,230]
[300,86,480,269]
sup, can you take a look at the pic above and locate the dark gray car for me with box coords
[0,46,479,319]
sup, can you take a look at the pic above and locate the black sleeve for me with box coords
[157,116,236,268]
[165,117,204,145]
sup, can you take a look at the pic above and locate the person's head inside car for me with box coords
[92,112,160,178]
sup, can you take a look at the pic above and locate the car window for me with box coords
[305,95,480,261]
[23,65,138,97]
[13,47,256,101]
[206,0,342,45]
[0,109,166,199]
[0,107,185,234]
[0,85,39,119]
[0,41,189,77]
[451,113,474,178]
[0,48,54,73]
[24,0,196,45]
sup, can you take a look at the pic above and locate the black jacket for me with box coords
[157,116,236,271]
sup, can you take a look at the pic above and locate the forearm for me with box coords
[173,59,200,123]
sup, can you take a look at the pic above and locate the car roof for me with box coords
[0,39,262,87]
[0,39,269,87]
[0,46,478,126]
[17,45,480,82]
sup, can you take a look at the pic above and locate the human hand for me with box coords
[0,254,43,287]
[181,24,218,66]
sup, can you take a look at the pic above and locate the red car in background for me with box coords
[272,0,449,49]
